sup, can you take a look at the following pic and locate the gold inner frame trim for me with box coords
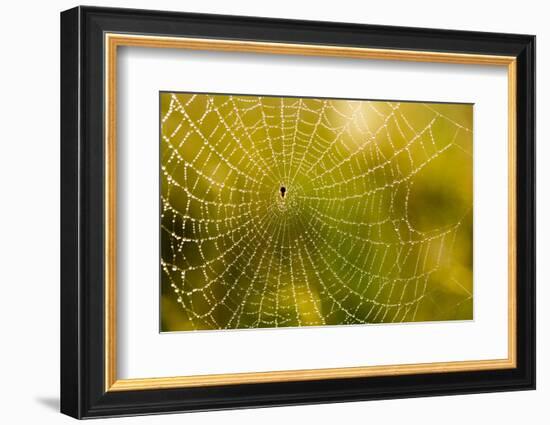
[104,33,517,392]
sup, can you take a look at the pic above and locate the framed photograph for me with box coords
[60,6,535,419]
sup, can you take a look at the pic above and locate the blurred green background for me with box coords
[160,92,473,332]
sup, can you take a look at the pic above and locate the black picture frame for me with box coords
[61,5,535,419]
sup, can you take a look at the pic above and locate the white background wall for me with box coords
[0,0,544,423]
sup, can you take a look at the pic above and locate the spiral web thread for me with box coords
[160,92,473,331]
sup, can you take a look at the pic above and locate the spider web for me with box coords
[160,92,473,331]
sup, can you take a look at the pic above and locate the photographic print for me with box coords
[160,92,473,332]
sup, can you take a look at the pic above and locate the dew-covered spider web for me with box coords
[160,92,473,332]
